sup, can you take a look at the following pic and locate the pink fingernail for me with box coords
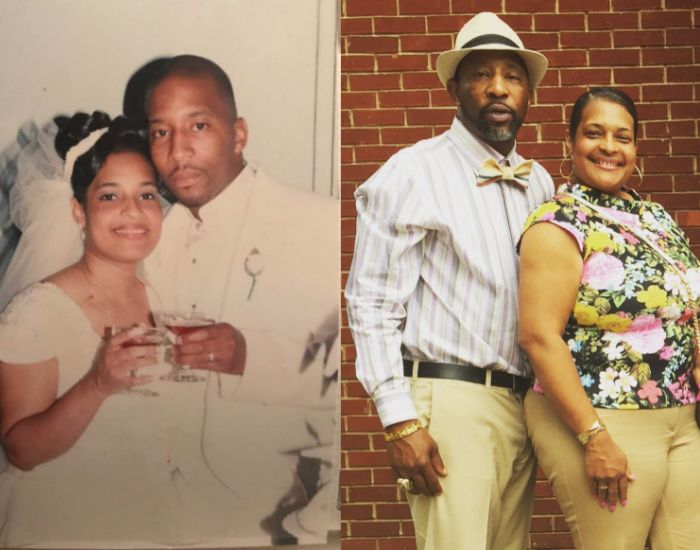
[609,505,616,512]
[621,499,628,506]
[599,501,606,508]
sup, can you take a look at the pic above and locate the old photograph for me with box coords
[0,0,339,547]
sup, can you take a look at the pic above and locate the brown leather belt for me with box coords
[403,359,531,395]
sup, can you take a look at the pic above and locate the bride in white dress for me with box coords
[0,114,226,548]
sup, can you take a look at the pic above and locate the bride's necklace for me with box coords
[79,266,137,327]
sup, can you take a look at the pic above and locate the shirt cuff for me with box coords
[373,389,418,429]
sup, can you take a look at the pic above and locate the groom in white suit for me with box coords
[143,55,339,546]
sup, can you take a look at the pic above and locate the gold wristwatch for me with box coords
[577,419,606,446]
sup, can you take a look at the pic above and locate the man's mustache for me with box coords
[480,103,516,118]
[168,165,205,180]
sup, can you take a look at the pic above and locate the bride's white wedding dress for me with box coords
[0,282,235,548]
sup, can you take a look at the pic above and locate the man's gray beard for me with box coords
[458,106,522,143]
[479,120,520,142]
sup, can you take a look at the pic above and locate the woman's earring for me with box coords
[634,165,643,185]
[559,157,574,180]
[80,226,85,240]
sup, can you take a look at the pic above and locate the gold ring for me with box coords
[598,483,608,490]
[396,478,414,491]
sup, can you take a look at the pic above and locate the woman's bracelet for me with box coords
[384,420,422,442]
[576,419,606,446]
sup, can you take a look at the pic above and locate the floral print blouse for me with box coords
[522,182,700,410]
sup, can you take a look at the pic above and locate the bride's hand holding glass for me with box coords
[88,326,160,398]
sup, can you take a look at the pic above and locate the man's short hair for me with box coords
[144,54,238,119]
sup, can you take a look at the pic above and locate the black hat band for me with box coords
[461,34,520,50]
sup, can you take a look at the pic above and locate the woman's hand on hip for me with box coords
[584,430,635,511]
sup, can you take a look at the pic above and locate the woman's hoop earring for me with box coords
[559,157,574,180]
[634,164,643,184]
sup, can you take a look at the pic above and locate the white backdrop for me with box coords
[0,0,338,196]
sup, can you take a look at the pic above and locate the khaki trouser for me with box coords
[406,377,536,550]
[525,390,700,550]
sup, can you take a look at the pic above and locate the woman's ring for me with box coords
[396,478,414,491]
[598,482,608,490]
[208,352,215,363]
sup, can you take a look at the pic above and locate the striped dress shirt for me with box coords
[345,118,554,427]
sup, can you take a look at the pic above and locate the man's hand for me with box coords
[173,322,246,375]
[386,421,447,497]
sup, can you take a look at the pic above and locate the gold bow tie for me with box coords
[476,158,532,188]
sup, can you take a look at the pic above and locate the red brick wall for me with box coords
[340,1,700,549]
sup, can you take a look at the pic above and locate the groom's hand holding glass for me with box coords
[171,322,246,375]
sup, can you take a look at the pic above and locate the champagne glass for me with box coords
[155,312,216,383]
[110,325,170,396]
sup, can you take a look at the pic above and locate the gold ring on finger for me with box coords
[396,477,414,491]
[598,483,608,490]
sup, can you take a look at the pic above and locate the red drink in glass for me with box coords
[108,326,170,390]
[110,326,166,347]
[163,317,214,336]
[157,313,215,382]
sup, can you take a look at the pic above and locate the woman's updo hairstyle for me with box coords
[569,87,639,142]
[54,111,151,204]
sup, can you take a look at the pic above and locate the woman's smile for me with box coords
[568,98,637,195]
[112,224,150,239]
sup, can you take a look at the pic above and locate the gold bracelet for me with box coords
[384,420,422,442]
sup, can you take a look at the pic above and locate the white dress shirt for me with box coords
[144,163,340,544]
[345,118,554,427]
[145,164,256,319]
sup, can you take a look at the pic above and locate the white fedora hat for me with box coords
[436,12,548,89]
